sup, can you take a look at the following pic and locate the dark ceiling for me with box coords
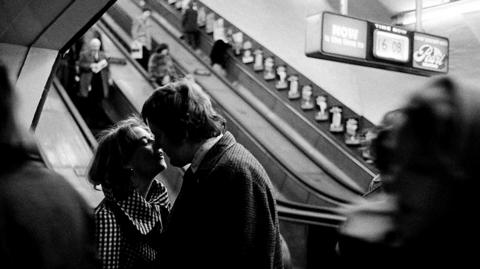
[0,0,116,50]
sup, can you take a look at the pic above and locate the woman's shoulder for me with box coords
[94,200,115,219]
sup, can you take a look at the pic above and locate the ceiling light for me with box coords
[393,0,480,26]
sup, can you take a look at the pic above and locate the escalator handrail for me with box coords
[52,77,98,150]
[277,199,345,227]
[97,20,153,84]
[277,202,345,227]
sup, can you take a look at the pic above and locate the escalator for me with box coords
[106,0,366,207]
[140,0,378,189]
[47,10,354,268]
[98,9,356,268]
[39,72,346,268]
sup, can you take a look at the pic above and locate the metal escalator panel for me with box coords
[35,78,103,208]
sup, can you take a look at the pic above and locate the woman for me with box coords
[89,116,170,269]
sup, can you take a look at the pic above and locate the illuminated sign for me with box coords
[372,24,410,63]
[373,30,410,62]
[413,32,449,73]
[322,13,368,59]
[305,12,449,76]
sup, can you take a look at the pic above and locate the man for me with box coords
[78,38,110,100]
[131,7,152,70]
[0,62,99,268]
[182,1,200,51]
[141,80,283,268]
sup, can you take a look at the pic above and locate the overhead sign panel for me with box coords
[412,32,449,73]
[305,12,449,76]
[322,12,368,59]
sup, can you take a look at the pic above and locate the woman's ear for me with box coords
[122,165,134,175]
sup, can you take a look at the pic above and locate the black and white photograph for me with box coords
[1,0,478,268]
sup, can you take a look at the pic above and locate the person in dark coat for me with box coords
[210,38,231,76]
[182,1,200,50]
[0,62,99,268]
[78,38,110,100]
[141,79,283,269]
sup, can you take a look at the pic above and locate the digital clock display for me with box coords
[373,30,410,63]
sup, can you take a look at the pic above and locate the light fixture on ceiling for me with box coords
[392,0,480,26]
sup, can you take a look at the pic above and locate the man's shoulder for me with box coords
[1,160,93,226]
[217,143,270,180]
[224,142,260,166]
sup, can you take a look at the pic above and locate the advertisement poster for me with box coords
[322,13,368,59]
[412,32,449,73]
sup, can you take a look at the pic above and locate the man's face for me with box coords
[148,121,189,167]
[90,42,100,53]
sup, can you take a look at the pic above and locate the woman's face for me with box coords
[128,126,167,180]
[148,122,188,167]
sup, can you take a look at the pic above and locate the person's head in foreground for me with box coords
[385,77,479,251]
[339,76,480,267]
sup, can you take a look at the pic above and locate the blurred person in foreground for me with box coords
[338,76,480,267]
[0,62,98,268]
[88,117,170,269]
[363,109,405,199]
[335,109,404,262]
[141,79,283,268]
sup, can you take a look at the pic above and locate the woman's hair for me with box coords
[156,43,169,54]
[141,79,226,144]
[88,116,150,191]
